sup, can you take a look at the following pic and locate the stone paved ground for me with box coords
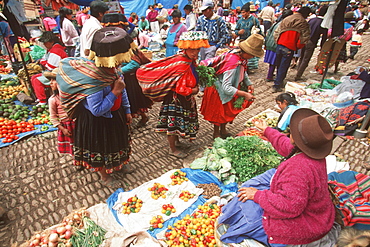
[0,34,369,247]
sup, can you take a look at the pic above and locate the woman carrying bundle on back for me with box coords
[137,31,210,158]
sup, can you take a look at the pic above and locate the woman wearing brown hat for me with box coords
[218,108,337,246]
[200,33,263,139]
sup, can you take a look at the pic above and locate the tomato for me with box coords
[1,139,6,143]
[13,136,19,140]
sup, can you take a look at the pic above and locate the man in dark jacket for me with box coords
[295,5,328,81]
[272,6,311,93]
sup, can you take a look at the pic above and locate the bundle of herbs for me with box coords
[196,65,217,88]
[190,136,282,184]
[70,216,107,247]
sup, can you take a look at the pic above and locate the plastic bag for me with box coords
[29,45,46,61]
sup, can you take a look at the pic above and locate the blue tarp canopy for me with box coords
[69,0,189,18]
[232,0,285,10]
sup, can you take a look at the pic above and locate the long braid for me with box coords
[280,146,300,163]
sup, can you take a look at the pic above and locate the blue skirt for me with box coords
[264,50,277,65]
[218,169,286,247]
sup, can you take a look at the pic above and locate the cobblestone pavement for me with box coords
[1,34,370,247]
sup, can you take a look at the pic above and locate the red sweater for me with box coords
[277,30,305,51]
[254,127,335,245]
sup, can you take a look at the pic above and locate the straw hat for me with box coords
[88,27,137,68]
[157,3,163,8]
[249,4,257,12]
[238,34,264,57]
[43,68,59,80]
[290,108,333,160]
[177,31,210,49]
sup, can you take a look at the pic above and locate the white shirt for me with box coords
[79,16,102,58]
[185,12,197,31]
[60,18,78,47]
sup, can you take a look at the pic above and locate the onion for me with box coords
[56,226,66,235]
[65,225,72,231]
[50,230,57,234]
[35,234,41,240]
[48,233,59,243]
[64,230,72,240]
[32,239,40,245]
[48,242,57,247]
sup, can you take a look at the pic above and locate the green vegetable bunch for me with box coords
[190,136,282,184]
[223,136,281,182]
[70,217,107,247]
[196,65,217,88]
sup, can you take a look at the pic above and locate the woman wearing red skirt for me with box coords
[200,34,264,139]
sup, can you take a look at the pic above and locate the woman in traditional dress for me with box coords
[218,108,338,246]
[137,31,210,158]
[102,13,153,127]
[57,27,136,187]
[200,34,263,139]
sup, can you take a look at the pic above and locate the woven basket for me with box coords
[142,50,153,59]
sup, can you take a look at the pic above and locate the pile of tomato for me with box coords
[0,118,35,143]
[164,203,221,247]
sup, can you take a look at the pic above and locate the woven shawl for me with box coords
[136,54,193,102]
[57,57,118,116]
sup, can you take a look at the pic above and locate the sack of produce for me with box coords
[17,92,34,105]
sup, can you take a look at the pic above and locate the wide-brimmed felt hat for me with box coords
[89,27,137,68]
[102,13,129,27]
[239,34,264,57]
[290,108,333,160]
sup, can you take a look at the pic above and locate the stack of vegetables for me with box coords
[190,136,282,184]
[22,208,107,247]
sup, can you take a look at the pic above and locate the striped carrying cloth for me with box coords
[328,170,370,229]
[56,57,119,116]
[136,54,193,102]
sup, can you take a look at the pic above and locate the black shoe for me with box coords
[272,87,283,93]
[295,77,304,81]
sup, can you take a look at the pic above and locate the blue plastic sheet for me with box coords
[106,168,238,238]
[0,100,57,148]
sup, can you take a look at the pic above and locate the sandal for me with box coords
[136,117,149,128]
[101,178,121,188]
[168,150,188,158]
[220,133,233,139]
[119,164,135,174]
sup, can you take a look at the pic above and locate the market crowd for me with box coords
[0,0,369,245]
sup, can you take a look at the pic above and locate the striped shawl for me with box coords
[56,57,119,116]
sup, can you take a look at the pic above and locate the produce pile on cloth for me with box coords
[21,208,107,247]
[190,136,282,184]
[0,76,56,147]
[107,168,237,241]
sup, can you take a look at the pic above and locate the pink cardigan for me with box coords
[254,127,335,245]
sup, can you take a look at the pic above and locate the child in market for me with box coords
[349,29,364,60]
[45,69,74,155]
[275,92,300,132]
